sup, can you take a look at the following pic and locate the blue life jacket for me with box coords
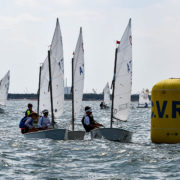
[19,117,27,128]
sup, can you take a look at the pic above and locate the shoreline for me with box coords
[8,93,143,101]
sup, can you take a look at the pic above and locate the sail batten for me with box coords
[39,18,64,118]
[0,71,10,106]
[73,27,84,119]
[113,19,132,121]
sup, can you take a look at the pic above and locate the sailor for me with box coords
[24,112,39,132]
[25,103,33,117]
[38,109,51,129]
[82,106,104,132]
[145,102,148,108]
[100,102,104,109]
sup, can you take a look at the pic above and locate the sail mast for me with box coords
[37,66,42,114]
[111,46,118,128]
[72,57,75,131]
[48,50,55,126]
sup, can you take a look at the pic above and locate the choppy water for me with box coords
[0,100,180,179]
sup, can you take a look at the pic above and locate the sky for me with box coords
[0,0,180,93]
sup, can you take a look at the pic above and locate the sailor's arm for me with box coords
[25,118,33,128]
[93,119,104,127]
[38,117,43,128]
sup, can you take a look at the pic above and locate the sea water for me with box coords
[0,100,180,179]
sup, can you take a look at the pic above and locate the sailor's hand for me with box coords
[96,123,104,127]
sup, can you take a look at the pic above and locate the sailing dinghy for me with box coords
[24,19,68,140]
[91,19,133,142]
[68,27,85,140]
[100,83,110,109]
[137,89,150,108]
[0,71,10,112]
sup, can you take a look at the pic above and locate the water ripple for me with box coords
[0,100,179,179]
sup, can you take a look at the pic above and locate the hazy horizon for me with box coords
[0,0,180,94]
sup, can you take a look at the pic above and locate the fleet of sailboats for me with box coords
[0,17,136,142]
[91,19,132,142]
[0,71,10,112]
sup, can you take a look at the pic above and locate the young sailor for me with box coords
[82,106,104,132]
[144,102,148,108]
[24,112,39,132]
[38,109,51,129]
[25,103,33,117]
[100,102,104,109]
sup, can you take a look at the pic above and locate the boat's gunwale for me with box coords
[24,128,67,135]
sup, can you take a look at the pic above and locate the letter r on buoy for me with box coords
[172,101,180,118]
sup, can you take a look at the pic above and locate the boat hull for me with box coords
[91,128,132,142]
[100,106,110,110]
[137,106,150,109]
[67,131,85,140]
[24,129,68,140]
[100,105,110,109]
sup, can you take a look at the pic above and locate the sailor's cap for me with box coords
[42,109,49,114]
[85,106,92,113]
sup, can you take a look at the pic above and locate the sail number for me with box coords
[114,103,128,114]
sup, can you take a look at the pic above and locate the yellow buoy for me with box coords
[151,78,180,143]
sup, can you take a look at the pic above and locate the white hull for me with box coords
[91,128,132,142]
[24,129,68,140]
[67,131,85,140]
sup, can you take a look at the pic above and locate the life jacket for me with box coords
[19,116,28,128]
[81,115,96,132]
[25,109,33,117]
[39,116,49,128]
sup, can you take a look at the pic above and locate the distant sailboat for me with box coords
[100,83,110,109]
[68,27,85,140]
[24,19,68,140]
[0,71,10,112]
[137,89,150,108]
[91,19,132,142]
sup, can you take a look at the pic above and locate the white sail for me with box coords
[139,89,150,105]
[103,82,110,106]
[0,71,10,106]
[39,19,64,118]
[113,19,132,121]
[39,57,51,114]
[73,27,84,118]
